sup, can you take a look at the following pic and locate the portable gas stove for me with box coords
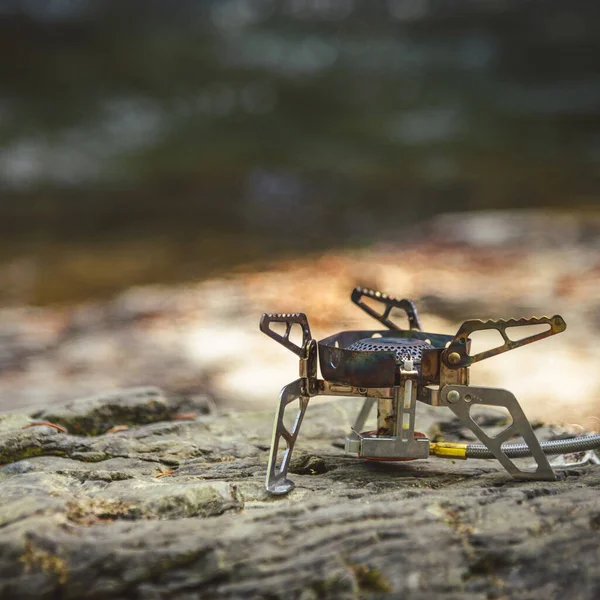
[260,287,600,494]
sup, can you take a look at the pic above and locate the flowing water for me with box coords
[0,1,598,304]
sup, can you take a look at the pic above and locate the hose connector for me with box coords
[429,442,468,460]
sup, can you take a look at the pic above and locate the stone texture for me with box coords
[33,386,216,434]
[0,388,599,599]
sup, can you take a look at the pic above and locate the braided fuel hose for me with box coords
[466,434,600,459]
[430,434,600,460]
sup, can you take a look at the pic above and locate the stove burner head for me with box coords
[348,337,434,364]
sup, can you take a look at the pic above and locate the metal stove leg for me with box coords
[441,384,555,481]
[266,378,310,495]
[352,397,376,433]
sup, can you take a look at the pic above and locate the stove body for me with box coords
[260,287,566,494]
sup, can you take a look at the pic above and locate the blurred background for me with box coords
[0,0,599,427]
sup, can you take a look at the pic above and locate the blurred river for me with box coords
[0,1,598,304]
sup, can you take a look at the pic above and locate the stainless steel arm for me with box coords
[440,384,555,481]
[265,378,310,495]
[260,313,312,357]
[443,316,566,368]
[351,287,422,331]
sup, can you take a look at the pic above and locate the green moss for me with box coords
[348,563,393,594]
[0,445,67,465]
[19,539,69,585]
[65,497,140,525]
[289,453,330,475]
[44,399,172,436]
[311,573,356,597]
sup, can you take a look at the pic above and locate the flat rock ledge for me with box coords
[0,388,599,599]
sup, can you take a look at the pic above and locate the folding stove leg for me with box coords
[266,378,310,495]
[352,397,376,433]
[441,384,555,481]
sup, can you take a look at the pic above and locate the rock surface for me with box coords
[0,387,599,599]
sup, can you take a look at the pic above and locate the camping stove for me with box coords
[260,287,567,494]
